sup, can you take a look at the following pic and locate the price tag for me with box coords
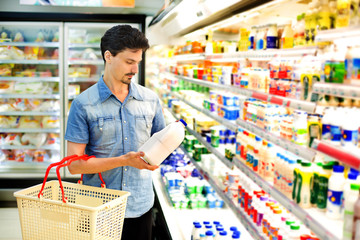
[304,215,312,228]
[332,88,338,95]
[350,90,358,98]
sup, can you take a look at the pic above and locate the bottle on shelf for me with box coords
[318,0,332,30]
[266,24,278,49]
[280,20,294,49]
[296,161,313,208]
[343,183,360,240]
[336,0,351,28]
[192,223,203,240]
[317,163,334,210]
[327,165,346,219]
[205,30,214,55]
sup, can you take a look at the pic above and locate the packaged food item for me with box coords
[326,165,345,219]
[5,133,22,146]
[21,133,47,147]
[336,0,351,28]
[18,116,40,129]
[41,116,59,128]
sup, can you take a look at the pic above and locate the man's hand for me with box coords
[124,151,159,171]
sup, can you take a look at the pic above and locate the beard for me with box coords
[121,73,135,85]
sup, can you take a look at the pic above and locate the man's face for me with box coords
[107,48,143,85]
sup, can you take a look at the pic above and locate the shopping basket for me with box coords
[14,154,130,240]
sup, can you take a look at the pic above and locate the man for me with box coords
[65,25,165,240]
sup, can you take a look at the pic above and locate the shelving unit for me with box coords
[0,128,60,133]
[180,145,265,240]
[0,93,60,99]
[171,74,317,113]
[0,60,59,65]
[0,111,59,116]
[312,82,360,99]
[0,77,60,82]
[232,156,341,240]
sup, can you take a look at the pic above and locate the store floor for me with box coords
[0,208,22,240]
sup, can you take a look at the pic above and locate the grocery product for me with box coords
[327,165,346,219]
[139,119,187,166]
[317,163,334,210]
[296,161,313,208]
[336,0,351,28]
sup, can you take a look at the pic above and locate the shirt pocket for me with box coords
[89,116,117,149]
[135,115,152,145]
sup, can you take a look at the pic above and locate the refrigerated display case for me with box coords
[146,0,360,239]
[0,21,63,178]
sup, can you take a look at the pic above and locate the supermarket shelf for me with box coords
[186,127,234,169]
[171,91,238,132]
[0,42,59,47]
[0,77,60,82]
[68,59,103,65]
[0,59,59,65]
[236,119,316,161]
[232,156,341,240]
[312,82,360,99]
[180,146,265,240]
[173,74,317,113]
[68,43,100,48]
[0,111,59,116]
[172,53,205,62]
[0,128,60,133]
[316,26,360,42]
[0,93,60,99]
[311,139,360,170]
[164,100,234,169]
[0,144,60,150]
[206,47,317,61]
[68,76,99,82]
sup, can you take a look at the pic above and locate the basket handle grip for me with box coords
[37,154,79,199]
[55,155,94,203]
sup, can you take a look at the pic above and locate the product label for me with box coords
[281,37,294,49]
[330,125,342,142]
[322,124,331,140]
[341,129,359,147]
[343,210,354,239]
[257,39,264,50]
[266,36,277,49]
[317,176,329,209]
[351,58,360,80]
[292,169,298,200]
[249,36,255,50]
[328,189,343,206]
[236,142,241,155]
[310,173,319,204]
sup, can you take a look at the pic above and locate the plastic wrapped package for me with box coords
[33,150,48,162]
[29,100,60,112]
[0,64,12,76]
[0,99,16,112]
[10,99,28,111]
[0,81,14,93]
[0,46,25,60]
[43,133,59,147]
[5,133,22,146]
[69,29,86,43]
[18,116,40,128]
[41,116,59,128]
[0,116,20,128]
[14,82,50,94]
[21,133,47,147]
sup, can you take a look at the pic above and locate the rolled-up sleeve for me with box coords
[65,99,89,144]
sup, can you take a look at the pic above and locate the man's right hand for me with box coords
[124,151,159,171]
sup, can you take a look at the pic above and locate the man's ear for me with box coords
[104,50,111,63]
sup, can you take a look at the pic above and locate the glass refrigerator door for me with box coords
[64,22,140,178]
[0,21,64,178]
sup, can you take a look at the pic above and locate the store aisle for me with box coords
[0,208,22,240]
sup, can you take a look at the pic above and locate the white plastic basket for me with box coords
[14,155,130,240]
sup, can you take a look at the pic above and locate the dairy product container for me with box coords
[317,163,333,210]
[192,223,203,240]
[139,119,187,166]
[296,161,312,208]
[327,165,346,219]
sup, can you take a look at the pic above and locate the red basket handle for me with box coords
[78,173,106,188]
[55,155,94,203]
[37,154,79,199]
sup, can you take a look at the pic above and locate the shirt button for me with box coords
[124,168,127,171]
[123,183,126,186]
[125,137,128,140]
[124,120,126,123]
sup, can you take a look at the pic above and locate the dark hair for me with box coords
[100,25,149,63]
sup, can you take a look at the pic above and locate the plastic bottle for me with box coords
[336,0,351,28]
[265,143,276,182]
[248,26,257,50]
[318,0,332,30]
[288,224,301,240]
[344,172,360,203]
[327,165,346,219]
[266,24,278,49]
[311,162,323,206]
[253,136,262,172]
[330,108,342,146]
[205,230,214,240]
[343,184,360,240]
[205,30,214,55]
[192,223,203,240]
[281,20,294,49]
[317,163,334,210]
[321,108,333,141]
[296,161,313,208]
[342,108,360,150]
[293,110,309,146]
[216,231,228,240]
[139,119,187,166]
[292,159,302,201]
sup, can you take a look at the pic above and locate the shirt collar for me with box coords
[98,76,143,102]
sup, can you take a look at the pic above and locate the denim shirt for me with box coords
[65,76,165,218]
